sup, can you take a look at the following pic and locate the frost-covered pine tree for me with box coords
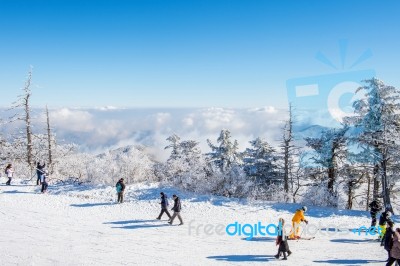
[305,127,348,207]
[243,137,280,185]
[344,78,400,213]
[207,129,242,172]
[164,135,207,192]
[206,130,250,198]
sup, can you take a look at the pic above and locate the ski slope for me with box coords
[0,179,389,265]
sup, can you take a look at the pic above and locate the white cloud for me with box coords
[6,107,287,160]
[50,108,94,132]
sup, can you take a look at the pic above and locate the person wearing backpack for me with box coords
[168,194,183,225]
[156,192,172,220]
[36,162,46,186]
[116,178,125,203]
[5,164,13,185]
[369,199,382,227]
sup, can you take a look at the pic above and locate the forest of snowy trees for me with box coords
[1,72,400,212]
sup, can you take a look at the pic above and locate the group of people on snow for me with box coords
[114,179,184,226]
[369,199,400,265]
[274,205,309,260]
[156,192,184,225]
[3,162,48,193]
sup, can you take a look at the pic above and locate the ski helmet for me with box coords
[302,206,307,212]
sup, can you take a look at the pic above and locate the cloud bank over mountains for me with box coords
[2,107,287,160]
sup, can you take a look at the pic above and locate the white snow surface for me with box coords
[0,179,390,265]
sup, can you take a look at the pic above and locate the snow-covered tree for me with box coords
[243,137,280,185]
[9,67,34,172]
[207,129,242,172]
[164,135,208,192]
[305,127,348,207]
[344,78,400,213]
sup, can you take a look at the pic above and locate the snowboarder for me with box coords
[379,209,393,240]
[386,228,400,266]
[115,178,125,203]
[36,162,46,186]
[289,206,308,240]
[369,199,381,227]
[383,220,395,262]
[5,164,13,185]
[156,192,172,220]
[275,218,292,260]
[168,194,183,225]
[41,170,49,193]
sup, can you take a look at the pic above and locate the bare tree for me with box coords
[10,67,34,173]
[46,105,54,173]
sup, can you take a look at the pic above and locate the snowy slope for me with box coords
[0,179,389,265]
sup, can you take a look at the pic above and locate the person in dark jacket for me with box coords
[369,200,381,227]
[156,192,172,220]
[36,162,46,186]
[383,220,395,261]
[275,218,292,260]
[380,210,393,240]
[115,178,126,203]
[168,194,183,225]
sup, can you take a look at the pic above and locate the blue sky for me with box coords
[0,0,399,108]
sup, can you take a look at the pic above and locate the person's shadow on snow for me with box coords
[70,203,113,207]
[241,237,276,242]
[314,259,384,264]
[104,219,169,230]
[207,255,275,262]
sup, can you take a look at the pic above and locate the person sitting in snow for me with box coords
[156,192,172,220]
[115,178,126,203]
[289,206,308,239]
[369,199,382,227]
[379,209,393,240]
[275,218,292,260]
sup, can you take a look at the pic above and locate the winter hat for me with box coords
[302,206,307,212]
[120,178,124,181]
[160,192,164,196]
[172,194,177,198]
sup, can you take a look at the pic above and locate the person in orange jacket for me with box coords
[289,206,308,239]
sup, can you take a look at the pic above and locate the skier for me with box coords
[115,178,125,203]
[5,164,13,185]
[168,194,183,225]
[289,206,308,240]
[383,220,395,262]
[369,199,382,227]
[386,228,400,266]
[275,218,292,260]
[156,192,172,220]
[379,209,393,240]
[36,162,46,186]
[41,170,49,193]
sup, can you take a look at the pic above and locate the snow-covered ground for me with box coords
[0,179,390,265]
